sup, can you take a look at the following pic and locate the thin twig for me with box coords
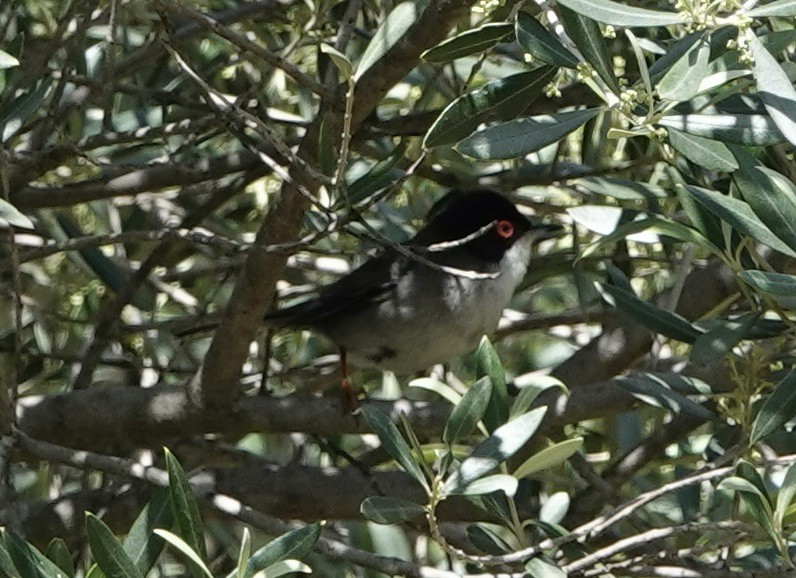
[562,521,749,573]
[158,38,334,211]
[155,0,333,101]
[16,229,248,263]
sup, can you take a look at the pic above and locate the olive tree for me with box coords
[1,0,796,575]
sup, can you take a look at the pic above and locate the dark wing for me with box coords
[265,249,406,328]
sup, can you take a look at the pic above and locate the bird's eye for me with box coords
[496,220,514,239]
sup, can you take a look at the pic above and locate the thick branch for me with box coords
[18,380,635,453]
[12,150,268,209]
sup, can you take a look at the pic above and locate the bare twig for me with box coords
[11,150,272,210]
[155,0,333,100]
[158,39,333,207]
[562,521,749,573]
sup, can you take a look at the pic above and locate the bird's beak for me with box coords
[529,222,564,241]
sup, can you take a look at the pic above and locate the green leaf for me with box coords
[666,128,738,172]
[556,0,680,26]
[515,12,579,68]
[580,215,720,258]
[603,284,705,343]
[732,461,783,550]
[604,261,635,292]
[466,525,511,555]
[732,159,796,254]
[164,449,207,567]
[455,474,519,497]
[690,313,758,364]
[421,23,513,62]
[86,513,145,578]
[558,5,619,92]
[123,488,173,575]
[740,270,796,309]
[648,32,702,83]
[758,28,796,54]
[658,113,786,146]
[44,539,74,578]
[615,373,716,420]
[456,108,601,159]
[719,477,766,499]
[0,49,18,69]
[85,564,106,578]
[0,198,34,229]
[679,184,796,257]
[775,462,796,524]
[0,535,16,578]
[539,492,571,525]
[152,530,212,578]
[244,524,321,577]
[657,33,710,102]
[465,492,514,526]
[675,183,725,250]
[477,336,508,433]
[444,407,547,494]
[696,69,752,95]
[355,0,425,80]
[346,142,406,204]
[719,477,776,524]
[748,32,796,148]
[360,405,428,488]
[319,44,353,79]
[526,557,567,578]
[568,205,628,236]
[650,372,714,394]
[576,176,667,201]
[424,67,555,147]
[408,377,462,406]
[749,0,796,17]
[511,375,568,418]
[257,559,311,577]
[443,376,492,445]
[0,79,54,143]
[751,370,796,444]
[360,496,426,524]
[234,528,251,578]
[568,206,665,243]
[5,530,69,578]
[514,437,584,479]
[625,30,652,97]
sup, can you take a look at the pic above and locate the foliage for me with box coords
[0,451,319,578]
[1,0,796,575]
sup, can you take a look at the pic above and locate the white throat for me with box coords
[500,233,534,290]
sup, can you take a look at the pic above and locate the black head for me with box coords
[414,189,554,261]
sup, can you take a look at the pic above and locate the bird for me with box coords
[265,189,561,375]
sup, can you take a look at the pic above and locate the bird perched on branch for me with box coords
[265,189,561,377]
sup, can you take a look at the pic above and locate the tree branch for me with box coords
[12,150,271,210]
[18,379,636,453]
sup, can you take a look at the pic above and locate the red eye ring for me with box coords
[496,220,514,239]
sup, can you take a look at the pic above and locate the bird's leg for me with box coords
[339,348,361,412]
